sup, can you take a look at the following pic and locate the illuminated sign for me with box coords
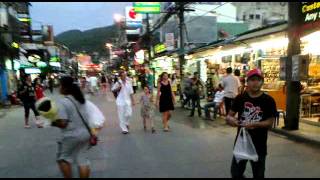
[50,56,60,62]
[36,61,47,68]
[133,2,161,14]
[154,43,167,54]
[125,6,143,29]
[5,60,20,70]
[49,62,61,67]
[25,68,41,74]
[301,2,320,23]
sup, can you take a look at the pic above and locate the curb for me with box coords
[270,128,320,148]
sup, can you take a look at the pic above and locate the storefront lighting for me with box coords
[250,38,288,50]
[185,55,193,60]
[301,31,320,55]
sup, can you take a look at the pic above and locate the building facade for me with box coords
[232,2,288,30]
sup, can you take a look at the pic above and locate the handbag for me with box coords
[66,97,98,147]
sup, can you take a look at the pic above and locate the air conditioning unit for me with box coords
[0,7,9,28]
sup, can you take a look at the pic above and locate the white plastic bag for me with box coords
[85,100,106,129]
[233,127,259,163]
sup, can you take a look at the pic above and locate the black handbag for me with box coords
[112,81,122,98]
[66,97,98,147]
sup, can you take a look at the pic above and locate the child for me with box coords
[35,78,45,101]
[140,86,156,133]
[204,84,225,120]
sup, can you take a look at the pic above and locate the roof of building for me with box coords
[187,21,288,55]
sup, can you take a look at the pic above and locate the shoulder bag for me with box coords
[66,97,98,147]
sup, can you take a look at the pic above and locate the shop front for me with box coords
[299,30,320,124]
[151,55,178,87]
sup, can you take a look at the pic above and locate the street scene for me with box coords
[0,2,320,178]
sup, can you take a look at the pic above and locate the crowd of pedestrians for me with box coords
[15,66,276,178]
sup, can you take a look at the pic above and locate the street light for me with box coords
[113,14,125,23]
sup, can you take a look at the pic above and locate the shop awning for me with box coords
[234,22,288,42]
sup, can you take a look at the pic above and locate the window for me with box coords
[250,14,254,20]
[256,14,261,20]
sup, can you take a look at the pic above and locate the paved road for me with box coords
[0,91,319,178]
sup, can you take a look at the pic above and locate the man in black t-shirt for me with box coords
[226,69,277,178]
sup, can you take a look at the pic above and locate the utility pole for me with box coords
[284,2,302,130]
[178,2,185,80]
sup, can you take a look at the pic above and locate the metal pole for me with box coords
[178,3,185,80]
[284,2,302,130]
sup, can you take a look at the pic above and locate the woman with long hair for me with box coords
[52,76,92,178]
[156,72,175,132]
[19,75,43,128]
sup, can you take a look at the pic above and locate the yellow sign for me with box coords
[154,44,167,54]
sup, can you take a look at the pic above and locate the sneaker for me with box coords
[122,131,129,134]
[151,128,156,134]
[24,125,31,129]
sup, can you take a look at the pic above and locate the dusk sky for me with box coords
[30,2,132,35]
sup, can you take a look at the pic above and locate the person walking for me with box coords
[132,75,138,94]
[226,69,277,178]
[221,67,241,115]
[111,71,135,134]
[171,73,178,96]
[34,78,45,101]
[156,72,175,132]
[48,76,54,94]
[203,84,224,120]
[145,69,154,94]
[181,72,193,108]
[18,75,43,128]
[89,75,98,95]
[100,73,107,94]
[189,72,204,117]
[140,86,156,133]
[51,76,93,178]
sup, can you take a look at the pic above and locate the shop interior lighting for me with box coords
[301,31,320,55]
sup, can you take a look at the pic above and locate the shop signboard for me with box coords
[299,2,320,34]
[292,54,310,81]
[133,2,161,14]
[154,43,167,54]
[165,33,175,51]
[125,6,143,29]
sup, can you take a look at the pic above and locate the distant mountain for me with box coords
[55,25,118,55]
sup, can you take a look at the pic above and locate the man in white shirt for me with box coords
[111,71,135,134]
[89,75,98,95]
[204,84,225,120]
[221,67,241,115]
